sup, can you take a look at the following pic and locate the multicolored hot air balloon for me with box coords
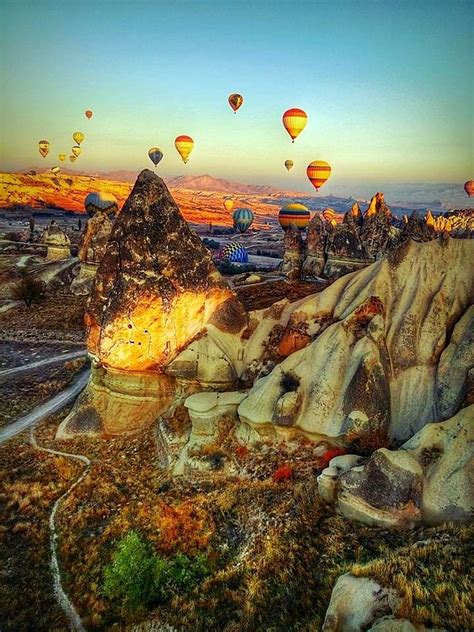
[220,242,249,263]
[73,131,84,145]
[58,154,66,161]
[38,140,49,158]
[69,155,77,163]
[464,181,474,197]
[284,160,294,172]
[85,110,93,119]
[84,191,119,216]
[148,147,163,167]
[322,208,336,222]
[232,207,254,233]
[282,108,307,142]
[223,198,234,212]
[175,135,194,164]
[278,203,311,231]
[51,166,60,175]
[71,145,81,157]
[228,93,244,113]
[307,160,331,191]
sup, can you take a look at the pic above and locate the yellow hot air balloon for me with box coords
[51,166,60,175]
[69,155,77,163]
[282,108,307,142]
[223,198,234,212]
[307,160,331,191]
[322,208,336,223]
[284,160,294,172]
[228,93,244,113]
[72,145,81,157]
[38,140,49,158]
[58,154,66,161]
[175,135,194,164]
[73,131,84,145]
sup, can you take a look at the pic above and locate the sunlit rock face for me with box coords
[86,169,245,372]
[171,238,474,446]
[40,220,71,261]
[59,170,246,436]
[70,211,113,295]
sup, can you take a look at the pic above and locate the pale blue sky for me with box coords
[0,0,472,195]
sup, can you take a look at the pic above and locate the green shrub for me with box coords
[103,531,209,612]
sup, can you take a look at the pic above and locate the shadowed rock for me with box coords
[281,223,304,281]
[360,193,392,259]
[302,213,327,278]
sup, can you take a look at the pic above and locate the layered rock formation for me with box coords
[170,237,474,447]
[302,214,326,277]
[281,224,304,281]
[59,170,246,437]
[40,220,71,260]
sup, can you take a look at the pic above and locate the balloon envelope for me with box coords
[69,155,77,163]
[284,160,294,172]
[148,147,163,167]
[51,166,60,174]
[175,135,194,163]
[228,93,244,113]
[307,160,331,191]
[223,198,234,212]
[38,140,49,158]
[85,110,93,119]
[72,145,81,157]
[282,108,307,142]
[322,208,336,222]
[220,242,249,263]
[58,154,66,161]
[278,203,310,231]
[84,191,119,215]
[464,181,474,197]
[73,132,84,145]
[232,207,254,233]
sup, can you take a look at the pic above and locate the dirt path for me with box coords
[30,426,90,632]
[0,349,87,378]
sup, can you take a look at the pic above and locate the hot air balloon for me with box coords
[85,110,93,119]
[175,135,194,163]
[51,166,60,175]
[464,181,474,197]
[232,208,254,233]
[322,208,336,222]
[73,132,84,145]
[223,198,234,212]
[38,140,49,158]
[72,145,81,157]
[282,108,307,142]
[284,160,294,172]
[148,147,163,167]
[278,203,310,231]
[58,154,66,161]
[228,93,244,113]
[69,155,77,163]
[307,160,331,191]
[85,191,119,216]
[220,242,249,263]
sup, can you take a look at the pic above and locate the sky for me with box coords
[0,0,473,198]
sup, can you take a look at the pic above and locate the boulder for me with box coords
[337,406,473,527]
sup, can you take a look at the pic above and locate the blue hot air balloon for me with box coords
[220,242,249,263]
[232,207,254,233]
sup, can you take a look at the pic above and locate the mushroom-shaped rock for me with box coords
[41,220,71,260]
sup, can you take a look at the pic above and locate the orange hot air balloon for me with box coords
[85,110,93,119]
[58,154,66,161]
[282,108,307,142]
[223,198,234,212]
[228,93,244,113]
[175,135,194,164]
[464,181,474,197]
[38,140,49,158]
[307,160,331,191]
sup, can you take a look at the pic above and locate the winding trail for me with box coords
[30,426,90,632]
[0,369,90,443]
[0,350,88,379]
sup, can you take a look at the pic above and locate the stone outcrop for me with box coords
[400,210,436,243]
[59,170,246,437]
[360,193,392,259]
[40,220,71,260]
[70,211,114,295]
[170,238,474,447]
[323,220,368,278]
[302,214,326,278]
[336,406,473,528]
[281,224,304,281]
